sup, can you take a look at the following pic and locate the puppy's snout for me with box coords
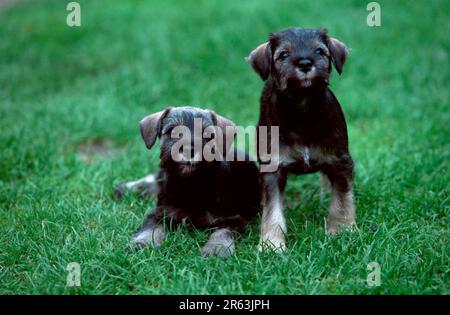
[297,58,313,73]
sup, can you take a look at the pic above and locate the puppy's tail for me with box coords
[113,173,158,199]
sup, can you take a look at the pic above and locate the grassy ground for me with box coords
[0,0,448,294]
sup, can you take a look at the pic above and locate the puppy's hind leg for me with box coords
[114,173,158,198]
[129,208,165,249]
[201,228,235,258]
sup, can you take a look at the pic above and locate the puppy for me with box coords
[247,28,356,252]
[116,106,261,257]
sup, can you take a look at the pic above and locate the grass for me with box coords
[0,0,448,294]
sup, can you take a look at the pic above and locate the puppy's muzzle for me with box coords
[297,58,313,73]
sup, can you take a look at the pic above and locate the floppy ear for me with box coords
[327,37,349,75]
[246,42,271,80]
[139,107,172,150]
[209,110,237,155]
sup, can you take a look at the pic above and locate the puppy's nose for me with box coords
[297,59,313,72]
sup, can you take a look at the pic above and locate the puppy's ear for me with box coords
[246,42,271,80]
[327,37,349,75]
[209,110,237,155]
[139,107,172,150]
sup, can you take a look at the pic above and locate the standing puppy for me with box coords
[116,106,261,257]
[247,28,356,252]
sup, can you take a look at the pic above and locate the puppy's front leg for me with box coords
[201,228,235,258]
[130,207,165,249]
[259,169,288,252]
[323,155,356,235]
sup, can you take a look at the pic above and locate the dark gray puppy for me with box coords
[247,28,356,252]
[115,106,261,257]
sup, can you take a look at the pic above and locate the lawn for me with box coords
[0,0,448,294]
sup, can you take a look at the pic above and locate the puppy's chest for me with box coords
[163,175,221,207]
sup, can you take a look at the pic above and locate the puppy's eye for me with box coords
[165,127,175,135]
[278,51,290,60]
[314,48,324,55]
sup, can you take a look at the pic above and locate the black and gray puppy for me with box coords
[115,106,261,257]
[247,28,356,251]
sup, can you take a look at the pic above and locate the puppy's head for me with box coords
[139,106,236,176]
[246,28,349,92]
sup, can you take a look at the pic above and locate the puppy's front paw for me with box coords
[258,238,286,253]
[259,228,286,253]
[128,227,165,250]
[201,242,234,258]
[327,219,357,236]
[113,182,128,199]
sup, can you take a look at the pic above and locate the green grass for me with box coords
[0,0,448,294]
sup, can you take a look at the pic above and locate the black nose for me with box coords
[297,59,313,72]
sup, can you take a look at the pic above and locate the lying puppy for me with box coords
[247,28,356,251]
[115,106,261,257]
